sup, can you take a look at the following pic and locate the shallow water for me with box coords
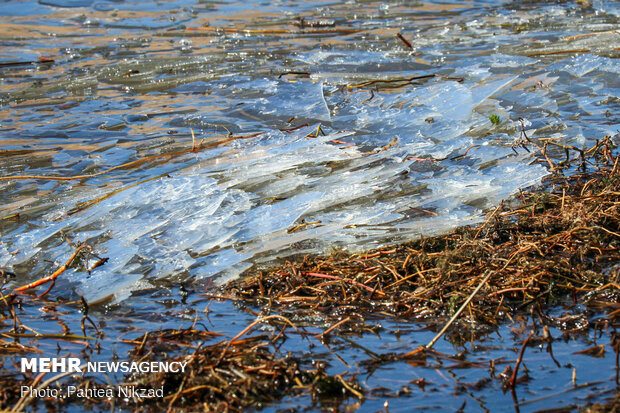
[2,0,619,297]
[0,0,619,411]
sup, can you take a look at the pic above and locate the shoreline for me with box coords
[1,136,618,412]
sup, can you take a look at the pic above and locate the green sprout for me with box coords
[489,114,501,125]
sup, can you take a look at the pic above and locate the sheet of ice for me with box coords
[593,0,620,17]
[0,244,10,267]
[0,70,556,302]
[74,273,143,304]
[3,0,617,302]
[236,192,323,241]
[244,80,331,122]
[193,249,254,280]
[553,54,620,77]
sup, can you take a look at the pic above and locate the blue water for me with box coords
[0,0,619,411]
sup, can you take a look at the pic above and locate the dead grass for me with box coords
[223,138,619,335]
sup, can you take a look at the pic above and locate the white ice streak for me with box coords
[3,76,551,301]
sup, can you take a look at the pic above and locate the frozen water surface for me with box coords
[1,0,619,302]
[0,0,619,411]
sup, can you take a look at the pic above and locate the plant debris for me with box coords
[224,138,619,337]
[1,138,618,412]
[119,332,362,412]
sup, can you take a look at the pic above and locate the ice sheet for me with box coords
[1,0,616,302]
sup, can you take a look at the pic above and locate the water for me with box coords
[0,0,619,411]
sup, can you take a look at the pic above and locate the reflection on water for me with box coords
[3,0,617,300]
[0,0,619,411]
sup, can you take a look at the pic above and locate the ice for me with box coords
[593,0,620,17]
[193,249,253,279]
[241,80,331,122]
[500,90,559,115]
[470,76,518,106]
[409,82,474,122]
[555,54,620,77]
[236,192,323,241]
[75,273,143,304]
[489,54,538,69]
[296,51,397,67]
[213,262,254,285]
[4,0,618,302]
[0,243,10,267]
[0,68,556,299]
[3,220,71,265]
[11,76,549,296]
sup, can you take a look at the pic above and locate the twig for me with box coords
[335,374,363,399]
[352,74,436,89]
[362,137,397,155]
[1,333,96,341]
[518,118,555,170]
[425,270,492,350]
[564,30,618,40]
[509,331,534,388]
[305,272,386,296]
[396,32,413,49]
[68,174,167,216]
[526,49,590,57]
[287,220,322,233]
[474,203,503,240]
[317,317,351,338]
[217,315,297,364]
[166,376,186,413]
[14,244,91,293]
[184,26,361,35]
[0,132,262,182]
